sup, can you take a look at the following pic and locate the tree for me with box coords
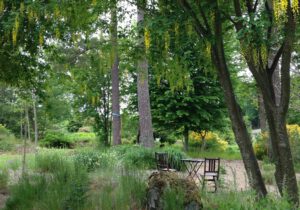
[110,0,121,145]
[179,0,299,204]
[151,68,226,151]
[136,0,154,147]
[179,0,267,197]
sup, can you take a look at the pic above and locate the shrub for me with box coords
[189,131,228,151]
[0,124,10,139]
[39,131,72,148]
[0,124,17,152]
[253,125,300,161]
[253,132,268,160]
[67,120,83,133]
[74,149,118,171]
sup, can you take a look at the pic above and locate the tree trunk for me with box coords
[183,126,189,151]
[32,94,38,152]
[111,0,121,146]
[200,131,207,151]
[210,3,267,197]
[137,1,154,148]
[20,112,23,139]
[258,90,267,132]
[26,104,31,142]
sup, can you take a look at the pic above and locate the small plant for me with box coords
[39,131,72,148]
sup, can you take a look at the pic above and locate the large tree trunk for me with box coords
[179,0,267,197]
[137,1,154,148]
[210,2,267,197]
[111,0,121,145]
[258,90,267,132]
[242,2,298,204]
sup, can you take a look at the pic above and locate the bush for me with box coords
[67,120,83,133]
[189,131,228,151]
[253,124,300,161]
[0,124,17,152]
[39,131,72,148]
[0,124,10,139]
[253,132,268,160]
[74,149,118,171]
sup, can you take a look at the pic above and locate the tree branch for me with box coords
[253,0,259,12]
[268,45,283,75]
[179,0,209,37]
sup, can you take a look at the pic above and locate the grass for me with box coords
[0,143,298,209]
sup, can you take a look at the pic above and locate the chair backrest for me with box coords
[204,158,220,175]
[155,152,169,170]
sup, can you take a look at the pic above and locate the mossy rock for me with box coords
[146,171,202,210]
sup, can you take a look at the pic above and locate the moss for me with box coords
[147,171,202,209]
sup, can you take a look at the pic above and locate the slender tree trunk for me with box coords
[183,126,189,151]
[210,3,267,197]
[137,1,154,148]
[111,0,121,146]
[32,94,38,152]
[26,104,31,141]
[20,112,23,139]
[200,131,208,151]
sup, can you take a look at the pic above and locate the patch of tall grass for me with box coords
[5,152,88,210]
[202,191,292,209]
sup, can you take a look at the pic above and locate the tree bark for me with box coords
[210,1,267,197]
[32,93,38,152]
[179,0,267,197]
[111,0,121,145]
[183,126,189,151]
[26,104,31,142]
[233,1,298,204]
[137,0,154,148]
[258,90,267,132]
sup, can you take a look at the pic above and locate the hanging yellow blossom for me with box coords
[27,7,34,23]
[273,0,280,21]
[186,22,193,37]
[92,0,97,6]
[206,42,211,57]
[144,28,150,52]
[0,0,4,13]
[55,28,60,39]
[12,15,20,46]
[261,45,268,67]
[292,0,299,14]
[39,28,44,46]
[164,31,170,52]
[54,5,60,19]
[280,0,288,12]
[20,2,25,15]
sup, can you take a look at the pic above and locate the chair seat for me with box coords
[204,172,218,177]
[160,168,177,172]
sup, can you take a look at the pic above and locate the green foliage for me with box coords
[254,125,300,162]
[39,131,72,148]
[85,169,147,210]
[0,124,17,152]
[162,187,185,210]
[5,153,88,210]
[253,132,268,160]
[202,191,292,210]
[0,168,8,189]
[74,149,118,171]
[67,120,83,133]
